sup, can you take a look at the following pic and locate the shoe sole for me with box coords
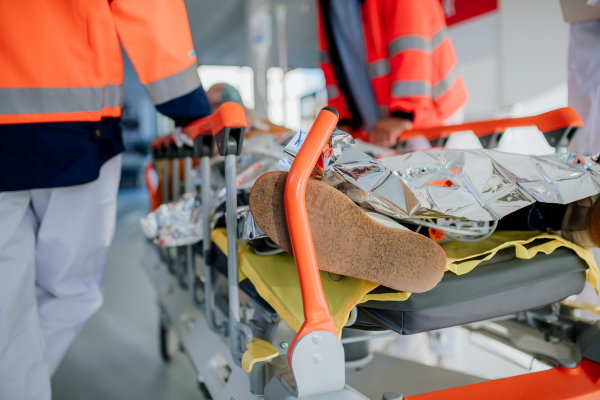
[249,171,446,293]
[589,198,600,248]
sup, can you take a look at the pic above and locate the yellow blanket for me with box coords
[211,229,599,334]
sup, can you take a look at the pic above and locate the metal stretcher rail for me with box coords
[353,107,583,149]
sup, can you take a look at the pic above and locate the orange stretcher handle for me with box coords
[285,107,339,366]
[354,107,583,143]
[144,162,159,211]
[182,102,247,139]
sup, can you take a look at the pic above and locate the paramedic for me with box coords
[0,2,210,399]
[565,8,600,318]
[317,0,468,147]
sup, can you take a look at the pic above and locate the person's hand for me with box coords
[337,123,353,134]
[172,127,194,148]
[369,117,413,147]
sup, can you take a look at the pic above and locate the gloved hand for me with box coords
[172,127,194,148]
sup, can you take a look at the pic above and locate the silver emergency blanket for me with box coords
[273,129,600,222]
[275,129,421,219]
[383,151,600,221]
[142,134,290,247]
[238,206,265,243]
[140,192,203,247]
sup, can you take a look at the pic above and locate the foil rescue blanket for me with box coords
[212,228,599,334]
[275,129,600,221]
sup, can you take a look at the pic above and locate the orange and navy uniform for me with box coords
[317,0,467,131]
[0,0,210,191]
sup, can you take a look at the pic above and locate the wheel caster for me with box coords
[177,262,188,289]
[167,248,177,275]
[193,275,204,306]
[199,381,213,399]
[159,321,179,363]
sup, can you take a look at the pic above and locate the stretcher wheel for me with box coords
[193,275,204,307]
[159,321,179,363]
[198,381,213,399]
[167,249,177,275]
[177,262,188,290]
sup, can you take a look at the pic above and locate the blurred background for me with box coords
[117,0,570,189]
[51,1,575,398]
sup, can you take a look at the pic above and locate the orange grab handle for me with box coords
[407,358,600,400]
[285,107,339,367]
[182,102,247,140]
[354,107,583,143]
[144,162,159,211]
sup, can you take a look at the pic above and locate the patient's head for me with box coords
[206,83,245,113]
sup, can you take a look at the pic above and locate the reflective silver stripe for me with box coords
[388,35,430,55]
[367,59,390,78]
[103,84,123,108]
[391,80,431,98]
[431,27,448,49]
[319,51,331,64]
[388,27,448,57]
[326,85,340,99]
[0,87,106,115]
[377,105,389,118]
[144,62,201,105]
[432,67,458,99]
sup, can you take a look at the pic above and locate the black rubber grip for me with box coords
[322,106,339,118]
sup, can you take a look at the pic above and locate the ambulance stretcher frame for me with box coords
[144,103,600,399]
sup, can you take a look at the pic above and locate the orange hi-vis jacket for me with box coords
[0,0,201,125]
[317,0,468,129]
[0,0,211,192]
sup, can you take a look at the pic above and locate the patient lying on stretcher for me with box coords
[246,130,600,295]
[249,171,600,295]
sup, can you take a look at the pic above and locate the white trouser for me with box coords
[567,21,600,318]
[0,155,121,400]
[568,20,600,154]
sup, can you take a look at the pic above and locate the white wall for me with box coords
[449,12,501,120]
[499,0,569,110]
[449,0,570,121]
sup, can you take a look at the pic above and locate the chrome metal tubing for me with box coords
[225,153,246,365]
[202,156,224,333]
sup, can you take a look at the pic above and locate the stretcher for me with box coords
[143,103,600,399]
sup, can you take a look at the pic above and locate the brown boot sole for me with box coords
[588,198,600,248]
[249,171,446,293]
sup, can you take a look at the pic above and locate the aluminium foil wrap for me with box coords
[273,129,600,222]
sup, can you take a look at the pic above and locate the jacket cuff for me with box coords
[155,86,212,127]
[390,109,414,122]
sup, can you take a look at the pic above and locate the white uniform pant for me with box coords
[568,20,600,154]
[567,21,600,318]
[0,155,121,400]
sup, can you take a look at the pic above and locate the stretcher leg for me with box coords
[225,152,254,365]
[184,155,196,304]
[201,155,225,333]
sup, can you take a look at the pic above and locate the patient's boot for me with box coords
[249,171,446,293]
[561,195,600,249]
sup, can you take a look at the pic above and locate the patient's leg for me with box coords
[496,198,600,249]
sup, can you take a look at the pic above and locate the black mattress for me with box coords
[211,244,587,335]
